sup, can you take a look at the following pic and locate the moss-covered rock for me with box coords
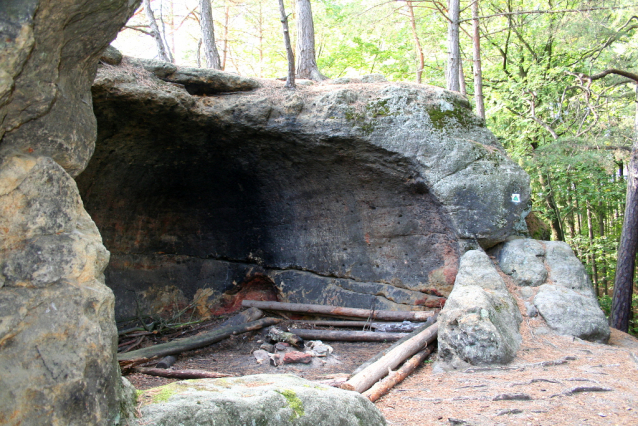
[133,374,386,426]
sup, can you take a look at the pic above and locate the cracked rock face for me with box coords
[435,250,523,370]
[493,239,610,343]
[77,62,530,319]
[0,0,139,424]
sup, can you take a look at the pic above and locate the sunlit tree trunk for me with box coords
[446,0,460,91]
[406,1,424,84]
[611,84,638,331]
[200,0,222,69]
[471,0,485,118]
[143,0,172,62]
[222,4,230,70]
[278,0,295,88]
[295,0,326,80]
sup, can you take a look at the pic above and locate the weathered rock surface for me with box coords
[0,0,139,176]
[0,0,139,424]
[493,238,547,286]
[100,45,123,66]
[0,155,123,425]
[534,285,610,343]
[132,374,386,426]
[436,250,522,370]
[130,58,261,94]
[492,239,610,343]
[78,62,530,319]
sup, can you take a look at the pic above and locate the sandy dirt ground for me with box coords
[377,323,638,426]
[124,311,638,426]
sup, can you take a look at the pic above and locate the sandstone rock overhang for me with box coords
[78,62,530,319]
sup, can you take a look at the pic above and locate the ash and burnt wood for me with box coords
[242,300,435,322]
[342,322,438,393]
[118,317,281,364]
[267,326,305,348]
[78,88,460,320]
[290,329,409,342]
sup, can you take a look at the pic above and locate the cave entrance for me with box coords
[77,93,458,321]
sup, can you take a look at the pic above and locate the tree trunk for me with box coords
[143,0,172,62]
[586,203,599,294]
[538,169,564,241]
[222,4,230,70]
[241,300,436,321]
[406,1,424,84]
[458,58,467,95]
[611,85,638,332]
[295,0,326,81]
[471,0,485,118]
[199,0,222,69]
[446,0,461,91]
[278,0,295,88]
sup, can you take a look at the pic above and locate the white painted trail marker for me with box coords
[511,194,521,203]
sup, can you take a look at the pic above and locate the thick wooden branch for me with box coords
[134,367,233,379]
[290,329,408,342]
[341,322,438,394]
[363,345,434,402]
[117,317,281,364]
[241,300,435,322]
[583,69,638,83]
[351,316,437,376]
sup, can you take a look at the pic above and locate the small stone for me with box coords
[282,351,313,364]
[524,301,538,317]
[492,393,531,401]
[259,343,274,352]
[100,45,122,66]
[274,342,290,351]
[253,350,270,364]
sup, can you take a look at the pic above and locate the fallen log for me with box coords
[134,367,233,379]
[362,345,434,402]
[290,320,406,329]
[340,322,438,394]
[219,307,264,328]
[241,300,435,322]
[351,315,437,376]
[156,356,177,369]
[118,317,281,364]
[290,329,408,342]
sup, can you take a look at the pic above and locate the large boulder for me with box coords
[493,239,610,343]
[0,0,139,176]
[133,374,386,426]
[0,0,139,424]
[436,250,522,369]
[0,155,125,424]
[78,63,530,319]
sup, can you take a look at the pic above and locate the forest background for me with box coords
[113,0,638,333]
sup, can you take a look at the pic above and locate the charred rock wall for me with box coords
[79,65,531,320]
